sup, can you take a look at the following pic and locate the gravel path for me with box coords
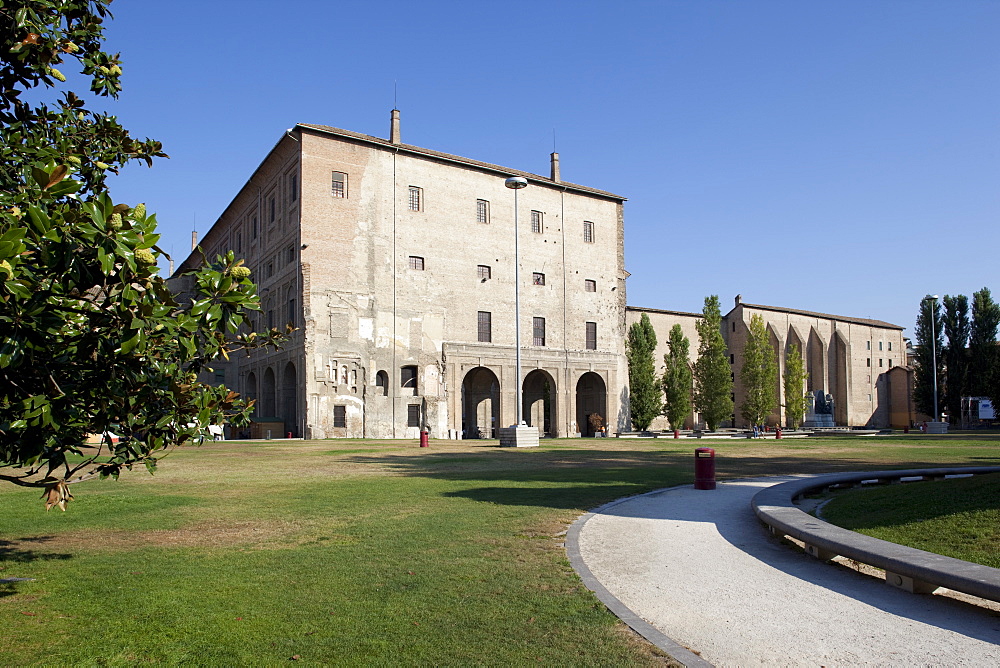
[572,477,1000,667]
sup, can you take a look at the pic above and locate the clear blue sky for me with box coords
[97,0,1000,337]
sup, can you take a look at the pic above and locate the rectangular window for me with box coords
[532,272,545,286]
[266,309,274,329]
[331,171,347,198]
[531,210,542,234]
[268,195,276,223]
[265,260,274,279]
[867,341,871,350]
[407,404,420,428]
[888,341,893,351]
[868,394,873,402]
[287,298,296,327]
[879,358,883,367]
[866,358,871,367]
[408,256,424,270]
[879,341,883,351]
[286,245,295,265]
[289,173,298,203]
[476,199,489,224]
[730,354,735,364]
[584,279,596,292]
[236,231,242,253]
[401,365,417,390]
[583,220,594,243]
[477,264,491,280]
[585,322,597,350]
[408,186,422,211]
[333,405,346,428]
[477,311,492,343]
[889,359,893,367]
[252,214,258,239]
[533,317,546,346]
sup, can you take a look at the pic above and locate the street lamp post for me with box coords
[924,294,940,422]
[505,176,528,427]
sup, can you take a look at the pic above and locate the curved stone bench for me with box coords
[751,467,1000,602]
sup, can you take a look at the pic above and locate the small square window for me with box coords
[333,405,346,428]
[407,404,420,428]
[331,171,347,198]
[409,256,424,271]
[532,272,545,286]
[583,220,594,243]
[533,317,546,347]
[478,311,492,343]
[531,210,542,234]
[408,186,422,211]
[585,322,597,350]
[401,365,418,390]
[584,279,596,292]
[476,199,489,224]
[477,264,491,280]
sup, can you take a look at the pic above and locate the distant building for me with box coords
[177,111,910,437]
[626,295,907,429]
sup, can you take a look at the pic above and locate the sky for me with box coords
[85,0,1000,337]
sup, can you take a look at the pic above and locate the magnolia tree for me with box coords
[0,0,281,509]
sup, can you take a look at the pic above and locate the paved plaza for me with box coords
[570,478,1000,667]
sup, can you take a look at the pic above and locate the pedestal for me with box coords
[499,424,539,448]
[925,421,949,434]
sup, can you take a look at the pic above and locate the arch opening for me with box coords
[461,367,499,439]
[576,372,607,437]
[522,369,557,437]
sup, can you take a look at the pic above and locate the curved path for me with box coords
[569,477,1000,667]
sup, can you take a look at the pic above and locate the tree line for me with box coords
[913,288,1000,423]
[627,296,806,432]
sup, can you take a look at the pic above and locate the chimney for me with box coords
[191,230,198,251]
[169,257,174,275]
[735,294,742,307]
[550,152,560,182]
[390,108,401,145]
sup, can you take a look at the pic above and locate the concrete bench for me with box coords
[751,467,1000,601]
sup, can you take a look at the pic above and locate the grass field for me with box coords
[2,434,998,665]
[820,471,1000,568]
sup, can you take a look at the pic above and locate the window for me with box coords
[586,322,597,350]
[477,264,491,280]
[407,404,420,428]
[375,370,388,396]
[730,354,735,364]
[866,358,871,367]
[287,298,296,327]
[333,405,346,428]
[584,279,596,292]
[265,260,274,279]
[532,317,545,346]
[408,256,424,270]
[732,322,736,332]
[532,272,545,286]
[888,342,893,351]
[583,220,594,243]
[236,231,242,253]
[401,365,418,390]
[476,199,489,224]
[866,341,871,350]
[331,171,347,198]
[879,358,883,367]
[531,210,542,234]
[408,186,422,211]
[477,311,492,343]
[268,195,276,223]
[266,309,274,329]
[889,359,893,367]
[286,245,295,265]
[879,341,883,351]
[868,394,873,402]
[252,214,258,239]
[289,173,298,203]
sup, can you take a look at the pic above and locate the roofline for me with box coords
[626,305,704,319]
[296,123,627,202]
[726,302,904,331]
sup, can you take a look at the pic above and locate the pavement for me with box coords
[568,477,1000,667]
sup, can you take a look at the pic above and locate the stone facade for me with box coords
[177,112,629,439]
[625,296,907,429]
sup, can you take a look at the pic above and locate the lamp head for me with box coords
[504,176,528,190]
[924,294,939,301]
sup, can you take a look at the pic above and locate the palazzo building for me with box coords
[175,110,629,438]
[176,111,911,437]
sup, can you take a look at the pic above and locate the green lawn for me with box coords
[2,434,998,665]
[820,471,1000,568]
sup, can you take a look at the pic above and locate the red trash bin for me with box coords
[694,447,716,490]
[420,430,429,447]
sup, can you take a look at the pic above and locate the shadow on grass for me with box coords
[0,537,72,599]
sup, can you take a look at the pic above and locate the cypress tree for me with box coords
[693,296,733,430]
[740,314,778,428]
[968,288,1000,398]
[783,343,809,429]
[626,313,659,431]
[942,294,970,425]
[914,297,944,419]
[662,324,692,431]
